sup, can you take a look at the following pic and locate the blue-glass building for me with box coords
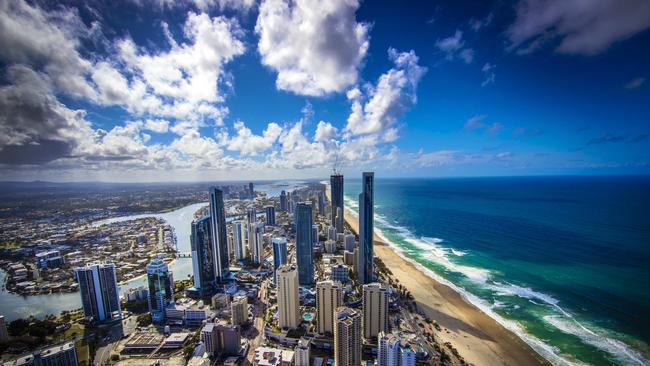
[272,237,287,283]
[190,215,215,294]
[209,187,229,282]
[330,173,344,233]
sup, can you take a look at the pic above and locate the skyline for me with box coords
[1,0,649,182]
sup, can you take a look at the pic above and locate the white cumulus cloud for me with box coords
[255,0,369,96]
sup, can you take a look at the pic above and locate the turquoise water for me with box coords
[344,176,650,366]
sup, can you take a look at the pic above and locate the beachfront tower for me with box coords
[316,280,344,335]
[358,172,374,284]
[330,173,344,233]
[277,264,300,329]
[209,187,230,281]
[362,282,389,339]
[334,307,362,366]
[191,215,215,294]
[146,258,174,322]
[74,262,122,322]
[295,202,314,285]
[272,238,288,283]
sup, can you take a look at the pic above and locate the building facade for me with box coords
[272,238,288,284]
[249,222,264,264]
[280,190,287,212]
[362,282,389,339]
[74,262,121,322]
[232,220,247,261]
[2,341,78,366]
[147,258,174,322]
[295,202,314,285]
[358,172,374,284]
[276,264,300,329]
[334,307,361,366]
[265,205,276,226]
[231,295,248,325]
[190,215,215,294]
[330,173,344,233]
[316,280,343,335]
[209,187,230,282]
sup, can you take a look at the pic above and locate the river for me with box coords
[0,202,208,321]
[0,181,307,322]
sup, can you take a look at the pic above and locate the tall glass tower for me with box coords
[209,187,230,282]
[147,258,173,322]
[272,237,287,283]
[330,173,344,233]
[358,172,374,284]
[295,202,314,285]
[74,262,122,322]
[190,215,214,294]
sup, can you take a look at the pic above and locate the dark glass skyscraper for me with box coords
[191,215,215,293]
[280,190,287,211]
[209,187,229,282]
[249,182,254,198]
[272,237,287,283]
[331,173,344,233]
[295,202,314,285]
[74,262,121,322]
[265,205,276,226]
[358,172,374,284]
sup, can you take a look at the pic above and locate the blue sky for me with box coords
[0,0,648,181]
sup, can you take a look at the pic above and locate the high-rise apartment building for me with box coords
[232,220,247,260]
[378,332,416,366]
[249,222,264,264]
[231,295,248,325]
[276,264,300,329]
[74,262,121,322]
[334,307,362,366]
[295,339,311,366]
[146,258,174,322]
[3,341,78,366]
[362,282,389,339]
[316,280,343,335]
[190,215,215,294]
[280,190,288,211]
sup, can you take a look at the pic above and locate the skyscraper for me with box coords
[232,220,247,260]
[276,264,300,329]
[334,307,362,366]
[295,202,314,285]
[74,262,121,322]
[330,173,344,233]
[295,339,311,366]
[362,282,389,339]
[358,172,374,284]
[316,280,343,335]
[280,190,287,211]
[265,205,276,226]
[272,238,287,283]
[209,187,229,282]
[190,215,215,294]
[146,258,174,322]
[249,182,254,199]
[250,222,264,264]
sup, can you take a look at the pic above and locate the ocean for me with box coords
[343,176,650,366]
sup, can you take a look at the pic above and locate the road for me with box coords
[93,315,138,366]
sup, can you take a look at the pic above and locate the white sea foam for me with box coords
[451,249,467,256]
[543,315,649,366]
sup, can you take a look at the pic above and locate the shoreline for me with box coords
[340,205,551,366]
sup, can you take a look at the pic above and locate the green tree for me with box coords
[8,319,29,336]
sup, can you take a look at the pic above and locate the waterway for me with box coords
[0,182,307,321]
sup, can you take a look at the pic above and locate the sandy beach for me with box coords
[340,204,550,366]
